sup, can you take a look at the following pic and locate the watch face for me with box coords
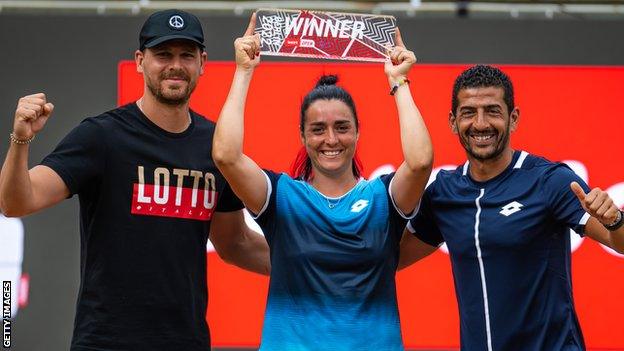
[604,210,623,230]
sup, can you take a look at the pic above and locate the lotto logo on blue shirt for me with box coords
[351,199,369,213]
[131,165,218,221]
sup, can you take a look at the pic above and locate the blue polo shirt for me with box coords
[408,151,590,351]
[255,171,409,351]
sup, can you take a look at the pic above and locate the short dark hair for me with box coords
[452,65,514,114]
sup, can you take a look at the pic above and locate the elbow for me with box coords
[212,147,235,169]
[263,261,271,276]
[212,241,236,264]
[397,255,418,271]
[397,250,417,271]
[407,156,433,175]
[419,157,434,172]
[420,148,435,170]
[405,147,434,174]
[0,202,26,218]
[0,191,33,217]
[218,254,236,266]
[212,141,240,169]
[212,237,248,267]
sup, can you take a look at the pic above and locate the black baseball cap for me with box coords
[139,9,205,50]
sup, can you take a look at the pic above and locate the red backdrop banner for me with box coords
[119,61,624,349]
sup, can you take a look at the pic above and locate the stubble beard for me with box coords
[146,71,197,106]
[460,123,511,162]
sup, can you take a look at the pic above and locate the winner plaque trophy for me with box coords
[255,9,397,62]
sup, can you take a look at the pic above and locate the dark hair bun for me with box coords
[316,75,339,87]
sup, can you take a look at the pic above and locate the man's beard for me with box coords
[146,70,196,106]
[459,124,511,162]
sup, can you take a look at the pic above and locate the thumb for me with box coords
[43,102,54,117]
[570,182,586,202]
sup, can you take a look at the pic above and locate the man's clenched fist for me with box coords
[13,93,54,140]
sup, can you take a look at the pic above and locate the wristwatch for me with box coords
[604,209,624,231]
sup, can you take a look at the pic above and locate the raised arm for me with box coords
[213,13,268,215]
[385,29,434,215]
[0,93,69,217]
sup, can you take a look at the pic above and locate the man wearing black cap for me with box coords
[0,9,269,351]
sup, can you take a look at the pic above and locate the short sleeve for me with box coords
[378,173,414,241]
[379,172,418,220]
[407,183,444,247]
[40,118,106,196]
[251,170,282,223]
[250,170,282,244]
[542,164,590,235]
[215,181,244,212]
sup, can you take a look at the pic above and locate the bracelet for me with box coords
[9,132,35,145]
[604,210,624,231]
[390,77,410,96]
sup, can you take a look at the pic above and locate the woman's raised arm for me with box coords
[385,29,434,216]
[213,13,269,215]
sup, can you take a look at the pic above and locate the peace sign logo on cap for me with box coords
[168,15,185,30]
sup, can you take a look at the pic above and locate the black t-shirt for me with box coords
[41,103,243,351]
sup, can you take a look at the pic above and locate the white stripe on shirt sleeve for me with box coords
[579,212,591,225]
[251,171,272,219]
[388,175,419,220]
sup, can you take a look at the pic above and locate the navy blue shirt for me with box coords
[408,151,590,351]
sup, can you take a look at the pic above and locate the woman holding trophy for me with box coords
[213,13,433,350]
